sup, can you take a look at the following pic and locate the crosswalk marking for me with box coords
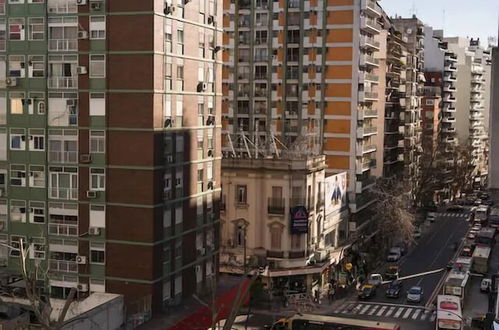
[367,305,379,315]
[402,308,412,319]
[394,307,405,318]
[360,304,371,314]
[376,305,387,316]
[332,302,432,323]
[430,311,437,322]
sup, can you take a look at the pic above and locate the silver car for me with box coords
[406,286,423,303]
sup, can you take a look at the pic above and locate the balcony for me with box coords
[444,137,457,144]
[443,105,456,112]
[356,143,376,156]
[444,63,457,72]
[48,39,78,51]
[357,125,378,138]
[470,114,484,121]
[356,176,376,193]
[360,35,380,51]
[350,191,376,213]
[441,127,456,133]
[356,159,376,174]
[361,0,381,17]
[49,188,78,200]
[49,259,78,273]
[357,108,378,120]
[49,222,78,236]
[267,197,285,215]
[470,95,483,103]
[48,77,78,89]
[360,16,381,34]
[49,151,78,164]
[443,85,456,93]
[442,117,456,123]
[360,54,380,68]
[471,76,483,84]
[358,90,378,102]
[444,53,458,62]
[443,96,456,103]
[444,74,457,82]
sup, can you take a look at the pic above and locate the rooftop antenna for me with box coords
[442,8,445,32]
[410,1,417,17]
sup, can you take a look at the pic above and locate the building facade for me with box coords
[222,0,383,234]
[220,156,348,295]
[489,47,499,189]
[0,0,221,317]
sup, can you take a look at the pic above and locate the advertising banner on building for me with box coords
[325,172,347,216]
[290,206,309,234]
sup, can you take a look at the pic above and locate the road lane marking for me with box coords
[421,310,430,320]
[359,304,371,314]
[412,309,421,319]
[394,307,405,318]
[351,304,363,314]
[367,305,379,315]
[430,311,437,321]
[385,306,395,317]
[402,308,412,319]
[376,305,387,316]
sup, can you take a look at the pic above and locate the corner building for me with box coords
[0,0,221,316]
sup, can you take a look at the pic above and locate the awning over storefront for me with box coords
[264,263,328,277]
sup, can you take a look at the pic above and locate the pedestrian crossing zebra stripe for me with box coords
[332,302,432,322]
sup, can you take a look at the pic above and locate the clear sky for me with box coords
[380,0,499,47]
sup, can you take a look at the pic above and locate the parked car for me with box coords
[385,266,399,280]
[427,212,437,223]
[367,274,383,287]
[358,285,376,300]
[481,278,492,293]
[386,280,403,298]
[485,200,494,206]
[387,248,402,262]
[406,286,423,303]
[413,228,422,239]
[468,232,477,240]
[461,245,474,257]
[447,205,465,213]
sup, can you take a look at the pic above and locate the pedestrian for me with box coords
[314,289,320,303]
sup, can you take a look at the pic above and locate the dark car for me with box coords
[385,266,400,280]
[447,205,465,212]
[358,285,376,300]
[386,280,403,298]
[485,200,495,206]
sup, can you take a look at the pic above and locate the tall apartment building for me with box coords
[489,47,499,189]
[381,17,408,178]
[391,17,424,203]
[421,81,441,155]
[0,0,221,317]
[445,37,490,185]
[222,0,383,234]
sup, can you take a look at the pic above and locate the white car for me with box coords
[481,278,492,293]
[427,212,437,222]
[387,247,402,262]
[406,286,423,303]
[367,274,383,287]
[413,228,422,239]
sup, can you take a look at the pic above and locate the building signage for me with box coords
[325,172,347,216]
[290,206,309,234]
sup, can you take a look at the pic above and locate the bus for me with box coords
[489,207,499,228]
[475,205,490,224]
[472,246,491,274]
[475,227,496,247]
[436,295,463,330]
[443,270,470,303]
[270,314,400,330]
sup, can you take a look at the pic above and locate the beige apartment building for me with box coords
[222,0,384,235]
[220,155,349,294]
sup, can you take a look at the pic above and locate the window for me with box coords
[10,164,26,186]
[29,129,45,151]
[48,129,78,163]
[235,224,245,247]
[28,17,44,40]
[165,20,172,53]
[90,130,105,153]
[176,64,184,90]
[8,55,25,78]
[177,29,184,54]
[89,204,105,228]
[90,168,105,191]
[236,185,247,204]
[29,201,45,224]
[48,17,78,51]
[9,92,24,114]
[426,99,434,106]
[8,18,24,40]
[198,31,205,58]
[10,235,26,257]
[89,16,105,39]
[89,93,105,116]
[90,242,105,264]
[49,166,78,200]
[28,55,45,77]
[10,200,26,223]
[10,129,25,150]
[29,237,45,260]
[270,226,282,250]
[89,55,105,78]
[29,165,45,188]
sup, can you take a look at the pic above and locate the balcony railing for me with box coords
[49,259,78,273]
[267,197,285,215]
[48,77,78,89]
[365,73,379,82]
[49,223,78,236]
[49,151,78,163]
[49,39,78,51]
[49,188,78,200]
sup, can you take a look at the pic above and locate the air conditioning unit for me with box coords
[86,190,97,199]
[197,82,207,92]
[5,77,18,87]
[77,0,88,4]
[164,5,175,15]
[89,227,100,235]
[78,31,88,39]
[76,256,87,264]
[77,66,87,75]
[90,1,101,10]
[80,154,91,163]
[77,283,89,292]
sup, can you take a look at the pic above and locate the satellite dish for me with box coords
[406,28,412,34]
